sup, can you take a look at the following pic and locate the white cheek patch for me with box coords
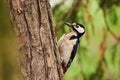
[75,26,84,33]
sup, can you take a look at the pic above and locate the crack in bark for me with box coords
[36,0,48,80]
[44,0,63,79]
[23,9,33,80]
[45,0,58,74]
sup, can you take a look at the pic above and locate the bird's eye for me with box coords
[76,25,79,28]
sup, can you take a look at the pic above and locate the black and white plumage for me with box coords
[57,22,85,73]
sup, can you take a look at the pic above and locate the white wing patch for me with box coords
[75,25,84,33]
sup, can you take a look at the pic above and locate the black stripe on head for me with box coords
[76,23,85,28]
[71,27,84,38]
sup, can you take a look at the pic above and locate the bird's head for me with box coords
[65,22,85,37]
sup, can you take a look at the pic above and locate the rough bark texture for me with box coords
[8,0,63,80]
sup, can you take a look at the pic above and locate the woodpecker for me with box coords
[57,22,85,73]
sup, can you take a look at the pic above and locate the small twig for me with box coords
[102,8,120,42]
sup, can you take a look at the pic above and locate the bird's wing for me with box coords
[57,34,66,45]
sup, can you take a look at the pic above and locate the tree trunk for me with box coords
[8,0,63,80]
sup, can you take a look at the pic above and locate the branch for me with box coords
[54,0,82,35]
[102,8,120,42]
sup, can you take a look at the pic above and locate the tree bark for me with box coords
[8,0,63,80]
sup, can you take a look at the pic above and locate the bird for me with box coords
[57,22,85,73]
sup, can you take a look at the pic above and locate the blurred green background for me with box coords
[0,0,120,80]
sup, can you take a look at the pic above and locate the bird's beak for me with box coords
[64,22,72,27]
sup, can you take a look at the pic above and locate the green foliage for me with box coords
[0,1,19,80]
[99,0,120,9]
